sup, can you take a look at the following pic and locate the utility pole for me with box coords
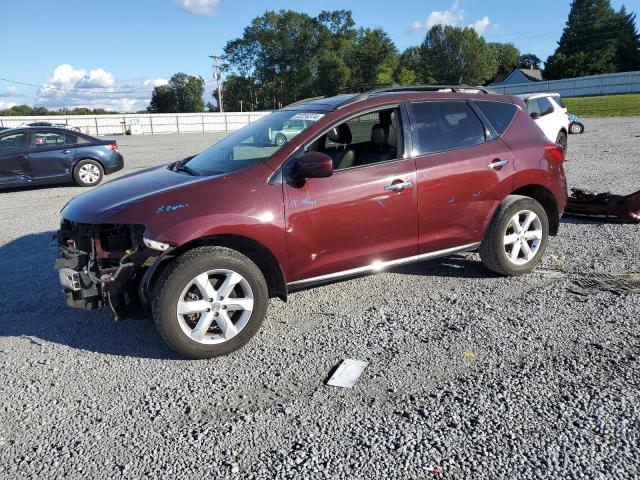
[209,54,224,113]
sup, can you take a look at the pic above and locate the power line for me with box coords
[0,76,217,95]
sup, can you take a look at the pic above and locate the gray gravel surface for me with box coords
[1,119,639,479]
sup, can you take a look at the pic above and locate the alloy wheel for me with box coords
[503,210,543,266]
[176,269,254,344]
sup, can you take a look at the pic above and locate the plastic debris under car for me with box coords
[326,359,369,388]
[565,188,640,223]
[571,272,640,296]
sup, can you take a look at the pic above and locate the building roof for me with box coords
[490,68,544,86]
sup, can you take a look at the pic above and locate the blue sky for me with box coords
[0,0,638,111]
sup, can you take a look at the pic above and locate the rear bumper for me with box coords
[104,153,124,174]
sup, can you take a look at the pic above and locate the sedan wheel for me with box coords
[73,159,104,187]
[274,133,287,146]
[176,269,254,344]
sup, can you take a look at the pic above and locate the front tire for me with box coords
[569,122,584,134]
[152,246,268,359]
[73,159,104,187]
[479,195,549,276]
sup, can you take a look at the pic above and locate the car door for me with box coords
[409,100,515,254]
[283,106,419,283]
[0,130,31,187]
[27,129,76,181]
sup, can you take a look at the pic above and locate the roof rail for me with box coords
[283,95,326,109]
[336,83,495,109]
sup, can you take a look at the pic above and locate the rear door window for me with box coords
[411,101,486,154]
[474,101,518,135]
[32,131,66,148]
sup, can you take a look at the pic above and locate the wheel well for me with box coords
[149,235,287,301]
[511,185,560,235]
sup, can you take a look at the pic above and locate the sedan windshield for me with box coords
[182,111,324,176]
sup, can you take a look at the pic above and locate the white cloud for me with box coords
[176,0,219,15]
[143,78,169,87]
[34,65,163,112]
[470,16,490,34]
[0,100,17,109]
[410,1,491,35]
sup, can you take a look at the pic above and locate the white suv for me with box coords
[518,93,569,152]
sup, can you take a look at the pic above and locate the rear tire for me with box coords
[555,130,568,153]
[152,246,268,359]
[73,159,104,187]
[479,195,549,276]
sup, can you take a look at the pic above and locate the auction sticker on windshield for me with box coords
[290,113,325,121]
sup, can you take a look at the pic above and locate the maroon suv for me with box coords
[55,86,568,359]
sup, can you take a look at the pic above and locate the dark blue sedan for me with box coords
[0,127,124,189]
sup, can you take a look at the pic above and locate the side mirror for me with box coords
[295,151,334,179]
[530,112,541,120]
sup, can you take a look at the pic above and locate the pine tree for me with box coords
[615,6,640,72]
[545,0,639,79]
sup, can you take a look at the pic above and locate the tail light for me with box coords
[109,143,119,152]
[544,142,564,162]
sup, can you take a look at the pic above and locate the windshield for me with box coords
[182,110,324,176]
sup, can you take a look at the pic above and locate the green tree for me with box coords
[147,74,205,113]
[223,10,319,108]
[518,53,542,69]
[490,42,521,76]
[544,0,640,79]
[169,73,205,112]
[348,28,398,86]
[420,25,498,85]
[148,85,177,113]
[615,6,640,72]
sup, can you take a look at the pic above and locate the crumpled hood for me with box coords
[61,164,215,224]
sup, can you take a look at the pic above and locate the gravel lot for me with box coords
[1,118,639,479]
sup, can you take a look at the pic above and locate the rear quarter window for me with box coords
[474,101,518,135]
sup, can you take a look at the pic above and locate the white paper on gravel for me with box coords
[326,359,369,388]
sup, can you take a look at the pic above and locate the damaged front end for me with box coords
[54,221,166,317]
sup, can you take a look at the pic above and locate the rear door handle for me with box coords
[62,149,71,154]
[384,180,414,192]
[488,159,509,170]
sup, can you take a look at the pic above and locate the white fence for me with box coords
[0,112,271,136]
[490,71,640,97]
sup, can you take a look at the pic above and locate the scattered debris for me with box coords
[428,465,445,476]
[565,188,640,223]
[571,272,640,296]
[326,359,368,388]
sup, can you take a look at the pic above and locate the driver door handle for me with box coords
[488,159,509,170]
[384,180,414,192]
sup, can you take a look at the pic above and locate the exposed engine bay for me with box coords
[54,221,164,316]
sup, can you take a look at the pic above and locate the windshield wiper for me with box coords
[175,164,199,176]
[171,157,199,176]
